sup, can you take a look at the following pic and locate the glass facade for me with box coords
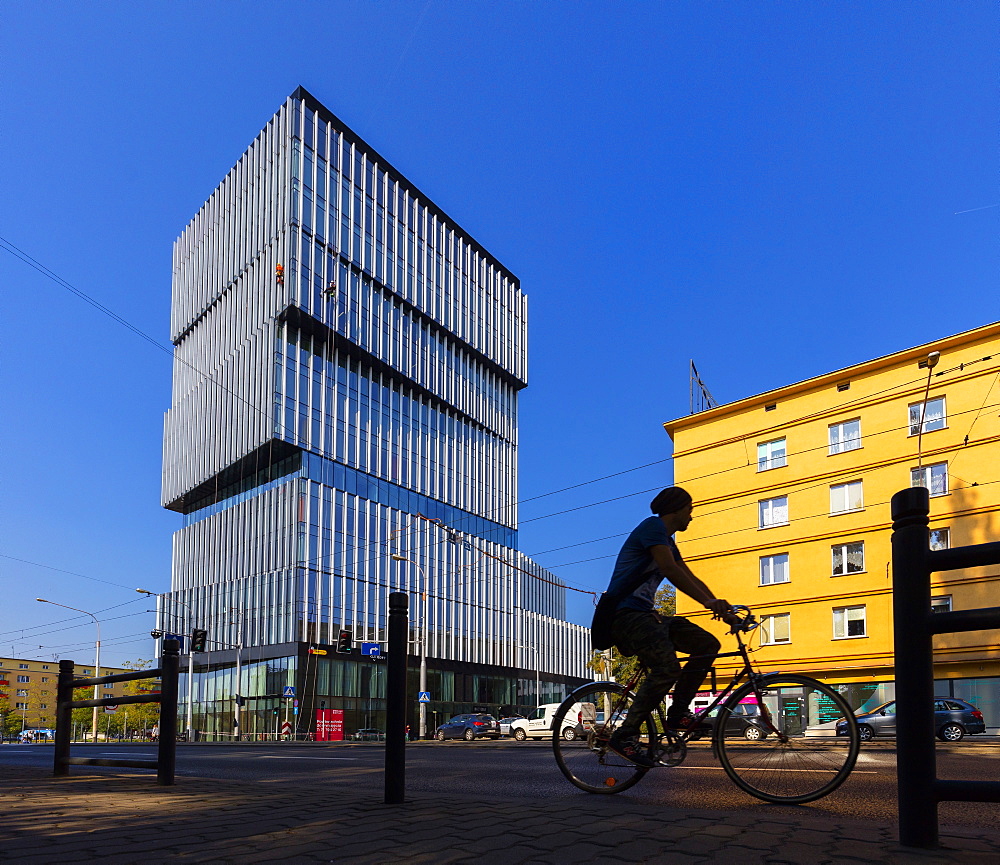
[161,89,589,738]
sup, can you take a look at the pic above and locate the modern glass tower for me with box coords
[160,87,589,738]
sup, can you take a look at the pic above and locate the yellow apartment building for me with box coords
[0,655,128,735]
[664,321,1000,733]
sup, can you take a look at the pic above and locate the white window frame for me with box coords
[759,553,790,586]
[758,496,789,529]
[15,702,27,710]
[930,595,952,614]
[17,675,30,683]
[759,613,791,644]
[16,689,28,697]
[911,462,948,497]
[831,540,865,576]
[929,528,951,551]
[757,438,787,472]
[828,418,862,455]
[830,480,864,514]
[833,604,867,639]
[908,396,947,436]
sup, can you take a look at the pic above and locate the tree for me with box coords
[586,584,677,683]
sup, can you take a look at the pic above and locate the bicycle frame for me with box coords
[609,624,778,748]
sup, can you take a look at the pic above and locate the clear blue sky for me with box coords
[2,1,996,666]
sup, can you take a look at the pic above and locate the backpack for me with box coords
[591,561,663,651]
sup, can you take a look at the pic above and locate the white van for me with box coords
[510,702,596,741]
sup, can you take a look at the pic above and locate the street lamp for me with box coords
[36,599,101,743]
[138,588,196,743]
[391,554,429,739]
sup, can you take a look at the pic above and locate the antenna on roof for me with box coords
[690,360,719,414]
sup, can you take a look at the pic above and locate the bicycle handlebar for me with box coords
[727,604,759,633]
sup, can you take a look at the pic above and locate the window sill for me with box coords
[827,446,863,457]
[832,634,868,641]
[758,523,789,531]
[758,581,791,588]
[831,570,867,577]
[907,426,948,438]
[756,464,788,473]
[762,641,791,646]
[829,508,865,516]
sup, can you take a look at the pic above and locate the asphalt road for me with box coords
[3,739,998,829]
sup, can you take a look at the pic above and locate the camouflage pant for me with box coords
[611,610,721,736]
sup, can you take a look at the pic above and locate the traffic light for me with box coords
[191,629,208,653]
[337,630,353,653]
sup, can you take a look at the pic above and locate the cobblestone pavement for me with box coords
[1,766,998,864]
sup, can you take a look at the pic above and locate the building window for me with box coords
[909,397,946,436]
[16,689,28,697]
[760,553,790,586]
[760,613,791,644]
[931,596,952,614]
[40,677,49,683]
[832,541,865,576]
[17,675,30,683]
[758,496,789,528]
[104,684,114,690]
[833,605,867,639]
[829,419,861,454]
[42,665,49,670]
[757,438,787,471]
[19,664,28,670]
[911,462,948,497]
[830,480,863,514]
[929,528,950,550]
[15,703,27,710]
[39,703,47,710]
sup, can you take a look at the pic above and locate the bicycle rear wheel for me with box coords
[714,673,860,804]
[552,682,656,794]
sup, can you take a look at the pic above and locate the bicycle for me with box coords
[552,605,860,804]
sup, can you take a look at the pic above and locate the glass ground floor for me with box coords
[173,641,588,741]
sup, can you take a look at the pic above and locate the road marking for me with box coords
[255,755,360,761]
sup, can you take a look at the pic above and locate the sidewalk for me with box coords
[1,765,999,864]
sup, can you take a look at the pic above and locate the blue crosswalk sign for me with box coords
[418,692,431,703]
[283,686,295,697]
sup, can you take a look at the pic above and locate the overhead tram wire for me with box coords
[0,234,303,447]
[14,236,997,607]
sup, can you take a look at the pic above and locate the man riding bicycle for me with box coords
[596,486,742,767]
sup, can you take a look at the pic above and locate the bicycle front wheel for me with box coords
[552,681,656,794]
[715,673,860,804]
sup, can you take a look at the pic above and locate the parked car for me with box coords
[509,702,595,741]
[836,698,986,742]
[352,728,385,741]
[498,715,525,736]
[435,713,501,741]
[705,701,771,740]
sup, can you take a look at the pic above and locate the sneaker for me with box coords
[666,712,712,736]
[606,731,657,768]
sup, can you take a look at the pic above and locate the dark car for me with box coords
[352,728,385,741]
[705,702,771,740]
[435,713,501,741]
[836,697,986,742]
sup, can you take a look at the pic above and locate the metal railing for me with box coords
[891,487,1000,849]
[54,638,180,785]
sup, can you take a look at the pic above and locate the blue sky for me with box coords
[2,1,996,666]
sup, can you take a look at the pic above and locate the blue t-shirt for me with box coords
[606,516,682,612]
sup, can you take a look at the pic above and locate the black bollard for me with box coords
[54,659,75,776]
[158,639,180,786]
[384,592,408,804]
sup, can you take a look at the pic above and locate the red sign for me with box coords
[314,708,344,741]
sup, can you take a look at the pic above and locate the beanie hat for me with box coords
[650,486,693,516]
